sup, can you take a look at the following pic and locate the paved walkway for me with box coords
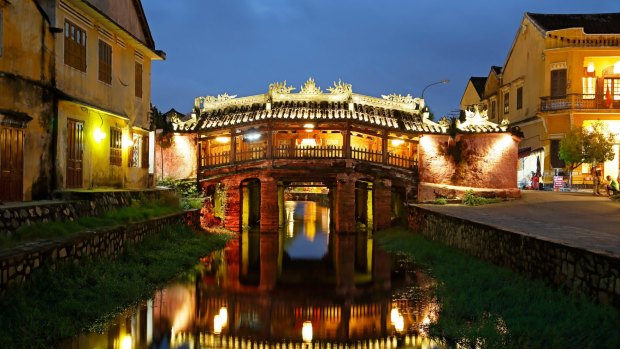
[415,191,620,258]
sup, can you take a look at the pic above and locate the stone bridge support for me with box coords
[374,178,392,231]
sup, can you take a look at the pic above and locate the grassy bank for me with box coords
[0,201,181,249]
[0,224,230,349]
[377,227,620,349]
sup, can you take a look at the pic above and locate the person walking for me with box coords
[592,169,602,196]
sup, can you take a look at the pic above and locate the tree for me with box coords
[558,127,586,188]
[559,121,616,189]
[583,120,615,167]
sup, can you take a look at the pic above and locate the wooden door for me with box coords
[0,126,24,201]
[66,119,84,188]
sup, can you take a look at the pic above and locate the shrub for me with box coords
[462,190,501,206]
[433,198,448,205]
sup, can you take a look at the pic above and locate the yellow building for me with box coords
[0,0,164,201]
[460,76,486,112]
[471,13,620,187]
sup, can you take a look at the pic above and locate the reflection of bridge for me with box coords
[165,79,520,233]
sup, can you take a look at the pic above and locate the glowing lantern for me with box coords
[219,307,228,326]
[390,307,399,324]
[302,321,313,343]
[94,127,106,142]
[215,136,231,144]
[587,62,595,73]
[213,314,223,334]
[395,315,404,333]
[245,132,261,141]
[300,138,317,147]
[391,139,405,147]
[120,335,132,349]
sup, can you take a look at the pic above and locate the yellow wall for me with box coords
[0,1,55,200]
[460,81,482,111]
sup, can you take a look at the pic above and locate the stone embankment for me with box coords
[0,189,174,237]
[0,209,200,290]
[409,205,620,308]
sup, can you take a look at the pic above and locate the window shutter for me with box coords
[141,135,149,168]
[550,69,567,98]
[128,133,134,167]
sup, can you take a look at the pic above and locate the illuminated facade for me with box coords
[468,13,620,186]
[165,78,520,233]
[0,0,163,201]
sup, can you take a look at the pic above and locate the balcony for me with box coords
[540,94,620,112]
[199,144,417,172]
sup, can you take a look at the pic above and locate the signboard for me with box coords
[553,176,564,191]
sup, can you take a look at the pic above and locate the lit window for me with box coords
[582,77,596,100]
[503,92,509,114]
[604,79,620,101]
[64,20,87,72]
[109,127,122,166]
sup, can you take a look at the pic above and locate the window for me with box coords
[550,140,565,169]
[109,127,122,166]
[604,78,620,101]
[491,100,496,119]
[128,133,149,168]
[0,9,3,57]
[516,87,523,110]
[98,40,112,84]
[135,62,142,98]
[503,92,509,114]
[64,20,87,72]
[550,69,567,98]
[582,77,596,99]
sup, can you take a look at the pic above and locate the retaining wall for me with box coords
[0,189,175,237]
[408,205,620,308]
[0,209,200,290]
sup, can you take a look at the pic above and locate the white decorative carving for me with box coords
[269,80,295,95]
[327,79,352,95]
[439,117,451,128]
[381,93,416,104]
[458,105,508,131]
[171,112,198,131]
[300,77,323,95]
[204,93,237,103]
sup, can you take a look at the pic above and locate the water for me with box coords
[64,201,445,349]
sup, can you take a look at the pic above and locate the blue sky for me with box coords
[143,1,620,118]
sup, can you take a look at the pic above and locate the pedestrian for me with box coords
[605,175,619,196]
[592,168,601,196]
[531,171,539,191]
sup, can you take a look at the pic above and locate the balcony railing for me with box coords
[200,145,417,171]
[540,94,620,111]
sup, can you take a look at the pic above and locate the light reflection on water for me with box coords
[63,201,445,349]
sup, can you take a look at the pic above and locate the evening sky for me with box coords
[143,0,620,118]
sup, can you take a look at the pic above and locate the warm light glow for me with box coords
[390,307,400,324]
[215,136,230,144]
[302,321,313,343]
[245,132,261,141]
[395,315,405,333]
[615,61,620,74]
[391,139,405,147]
[300,138,317,147]
[120,335,132,349]
[122,134,134,147]
[213,314,223,334]
[587,62,595,73]
[303,123,315,129]
[219,307,228,326]
[94,128,106,142]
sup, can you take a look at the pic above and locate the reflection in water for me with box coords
[64,201,444,349]
[283,201,330,259]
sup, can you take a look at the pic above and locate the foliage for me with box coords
[214,182,229,220]
[0,224,231,348]
[433,198,448,205]
[157,177,205,210]
[1,199,180,249]
[559,127,586,171]
[376,227,620,348]
[462,190,501,206]
[582,121,616,166]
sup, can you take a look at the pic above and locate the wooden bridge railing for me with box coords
[200,145,417,171]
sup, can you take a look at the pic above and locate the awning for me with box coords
[0,109,33,128]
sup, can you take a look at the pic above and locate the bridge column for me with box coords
[335,174,356,234]
[260,176,279,233]
[374,178,392,231]
[223,180,241,233]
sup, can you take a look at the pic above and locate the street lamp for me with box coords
[421,79,449,99]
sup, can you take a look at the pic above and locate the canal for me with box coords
[63,200,444,349]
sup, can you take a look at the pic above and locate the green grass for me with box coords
[0,224,231,349]
[0,202,181,249]
[377,227,620,349]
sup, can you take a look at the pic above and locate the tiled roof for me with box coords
[527,12,620,34]
[491,66,503,75]
[194,101,446,134]
[469,77,487,98]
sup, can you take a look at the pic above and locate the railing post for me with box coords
[266,129,272,159]
[343,129,351,159]
[382,134,388,165]
[230,132,237,165]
